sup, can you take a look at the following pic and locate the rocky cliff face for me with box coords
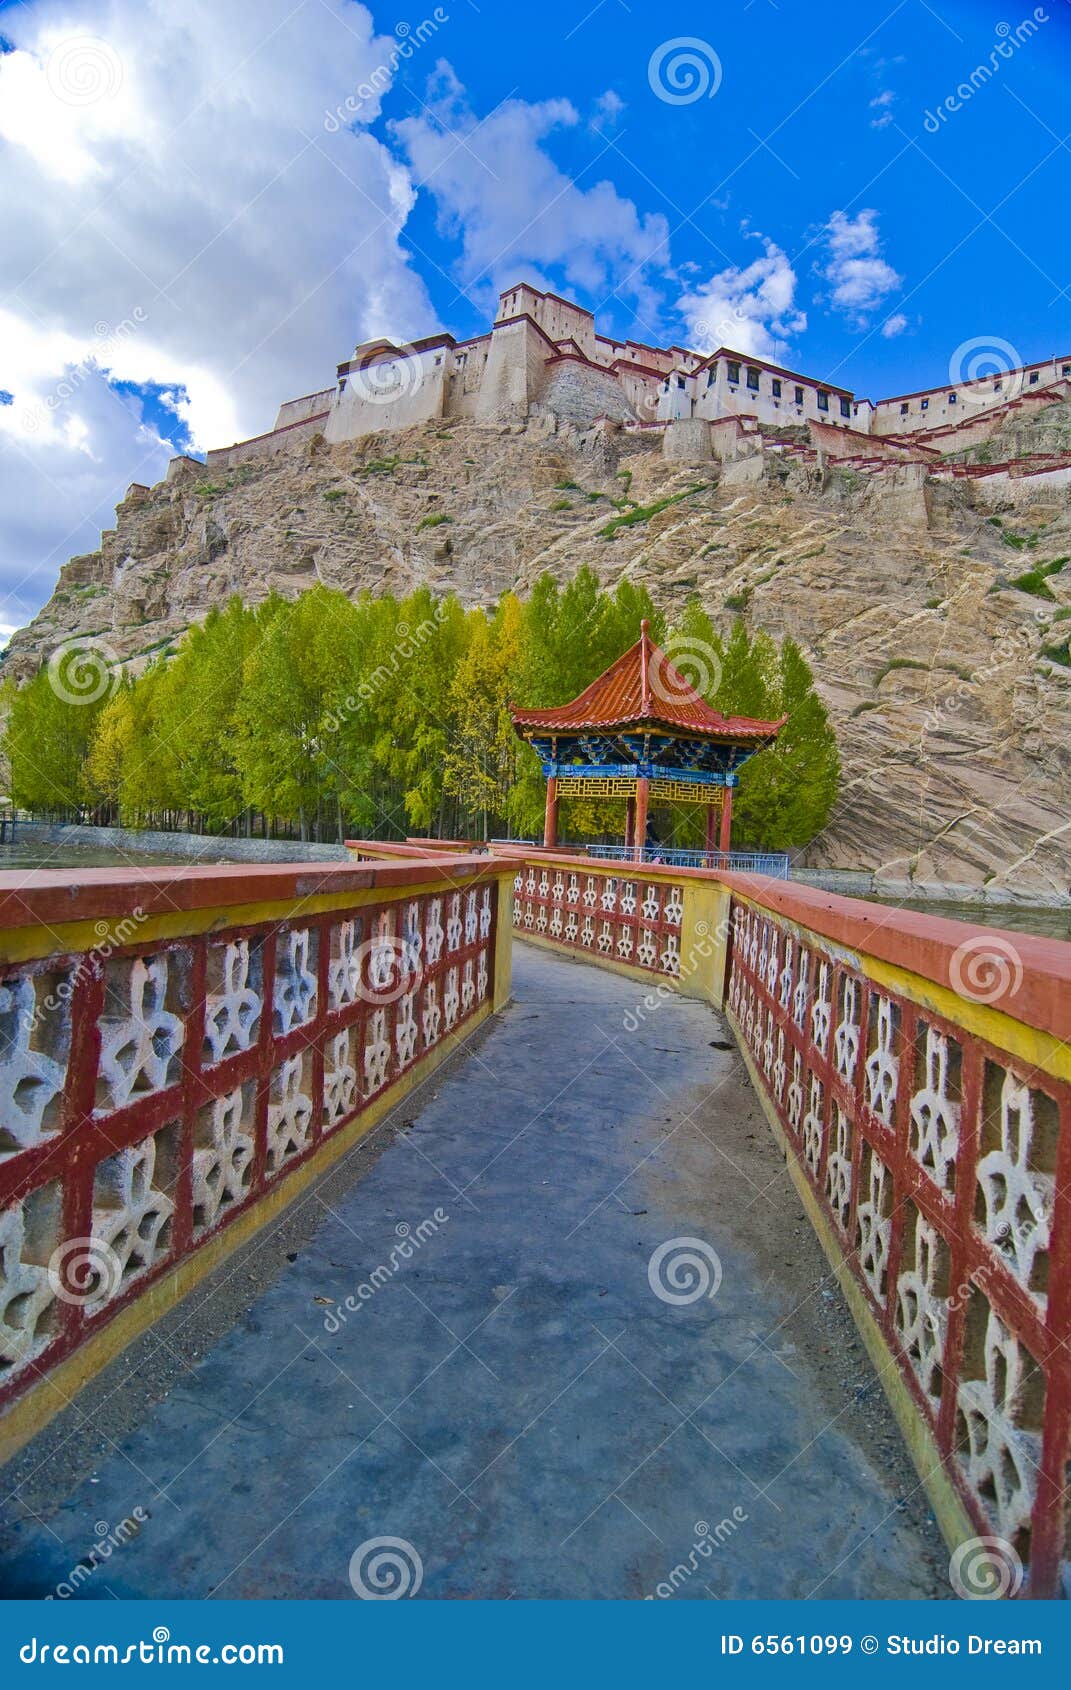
[5,409,1071,891]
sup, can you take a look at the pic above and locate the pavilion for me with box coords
[510,620,784,860]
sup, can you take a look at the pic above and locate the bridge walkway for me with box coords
[0,944,949,1600]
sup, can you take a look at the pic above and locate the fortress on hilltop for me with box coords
[196,281,1071,477]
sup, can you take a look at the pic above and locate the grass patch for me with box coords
[1041,639,1071,667]
[416,512,452,532]
[1000,557,1068,600]
[599,482,710,538]
[193,482,224,498]
[724,587,752,612]
[360,456,400,476]
[924,596,942,609]
[550,499,572,512]
[323,488,345,501]
[873,657,928,686]
[554,479,581,492]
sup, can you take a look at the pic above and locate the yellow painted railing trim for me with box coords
[731,889,1071,1084]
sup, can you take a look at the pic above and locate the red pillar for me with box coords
[633,776,650,862]
[543,776,558,848]
[624,795,636,848]
[718,784,733,856]
[704,802,717,860]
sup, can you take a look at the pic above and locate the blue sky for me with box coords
[1,0,1069,632]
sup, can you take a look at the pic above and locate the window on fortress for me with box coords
[794,386,804,405]
[993,380,1002,391]
[706,369,715,386]
[817,390,829,411]
[771,378,781,398]
[900,402,909,415]
[727,361,740,384]
[1029,371,1039,384]
[676,376,686,390]
[1064,365,1070,375]
[839,398,851,418]
[746,367,760,391]
[948,393,957,404]
[921,398,929,410]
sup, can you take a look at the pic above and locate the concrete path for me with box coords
[0,944,950,1600]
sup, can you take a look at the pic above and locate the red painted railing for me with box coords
[505,848,1071,1597]
[727,895,1070,1599]
[511,859,685,978]
[0,859,504,1424]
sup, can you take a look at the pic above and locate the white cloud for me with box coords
[869,89,894,128]
[590,89,625,132]
[676,238,806,360]
[391,64,669,315]
[820,209,902,327]
[0,0,435,627]
[881,312,908,338]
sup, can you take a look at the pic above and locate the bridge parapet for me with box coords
[504,847,1071,1598]
[0,856,513,1459]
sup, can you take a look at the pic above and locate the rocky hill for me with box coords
[5,408,1071,892]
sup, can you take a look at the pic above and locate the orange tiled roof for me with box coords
[510,622,784,742]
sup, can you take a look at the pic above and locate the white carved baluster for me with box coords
[446,894,463,952]
[395,992,418,1065]
[834,975,861,1081]
[802,1073,824,1175]
[443,967,460,1029]
[787,1050,804,1134]
[425,899,444,965]
[0,974,67,1154]
[362,1012,391,1094]
[464,890,479,945]
[957,1309,1042,1548]
[204,939,260,1062]
[477,951,488,1001]
[636,928,657,968]
[663,886,683,927]
[323,1031,358,1127]
[328,919,363,1009]
[810,960,832,1055]
[825,1102,852,1230]
[976,1072,1054,1300]
[855,1148,892,1303]
[421,980,441,1048]
[0,1198,56,1373]
[273,930,317,1033]
[89,1130,176,1303]
[267,1055,313,1171]
[909,1025,960,1190]
[98,956,184,1111]
[659,933,680,976]
[193,1088,255,1230]
[895,1214,948,1410]
[864,995,899,1125]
